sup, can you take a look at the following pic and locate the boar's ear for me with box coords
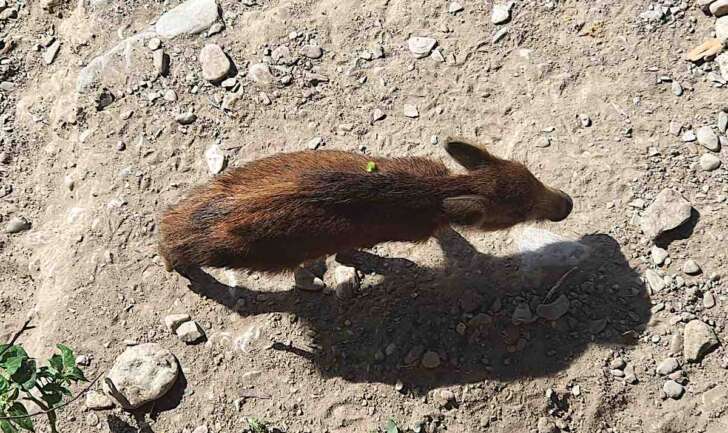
[443,137,497,171]
[443,195,487,225]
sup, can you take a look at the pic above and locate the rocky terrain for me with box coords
[1,0,727,432]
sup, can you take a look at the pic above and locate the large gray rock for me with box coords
[104,343,178,409]
[155,0,220,39]
[640,189,692,240]
[683,320,720,363]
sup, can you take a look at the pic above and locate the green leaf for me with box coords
[0,375,9,394]
[56,345,75,372]
[0,347,28,376]
[47,355,63,376]
[63,367,86,383]
[7,404,33,432]
[0,419,18,433]
[365,161,378,173]
[39,384,64,408]
[10,360,36,392]
[385,419,399,433]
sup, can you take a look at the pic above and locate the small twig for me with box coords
[0,318,33,358]
[0,373,103,421]
[542,266,579,303]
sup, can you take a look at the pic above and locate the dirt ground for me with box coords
[1,0,727,432]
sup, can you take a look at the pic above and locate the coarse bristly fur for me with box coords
[158,137,573,274]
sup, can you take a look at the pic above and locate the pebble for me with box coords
[333,265,358,300]
[623,365,638,384]
[301,44,323,59]
[448,2,464,14]
[640,189,693,240]
[43,40,60,65]
[535,294,570,321]
[669,121,682,136]
[651,246,668,265]
[682,130,696,142]
[718,111,728,133]
[645,269,666,293]
[221,77,237,89]
[421,351,441,369]
[175,111,197,125]
[683,259,701,275]
[205,144,225,174]
[697,126,720,151]
[175,320,205,344]
[663,380,684,399]
[656,358,680,376]
[403,104,419,118]
[685,39,722,62]
[670,333,683,355]
[370,108,386,123]
[85,413,99,427]
[153,49,169,76]
[512,303,534,325]
[578,114,591,127]
[671,81,683,96]
[407,36,437,58]
[610,357,626,370]
[164,314,191,332]
[703,292,716,309]
[163,89,177,102]
[491,2,513,24]
[5,216,30,234]
[699,153,721,171]
[683,320,719,362]
[207,22,224,36]
[148,38,162,50]
[717,16,728,43]
[710,0,728,16]
[103,343,178,409]
[536,417,559,433]
[199,44,232,82]
[306,136,323,149]
[155,0,220,39]
[493,27,509,43]
[85,390,115,410]
[248,63,274,86]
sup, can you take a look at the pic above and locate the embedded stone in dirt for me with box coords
[155,0,220,39]
[683,259,701,275]
[651,246,668,265]
[656,358,680,376]
[717,16,728,43]
[683,320,719,363]
[248,63,274,86]
[663,380,684,399]
[199,44,232,82]
[697,126,720,151]
[205,144,225,174]
[164,314,191,332]
[333,265,358,300]
[699,153,721,171]
[43,40,60,65]
[85,390,115,410]
[640,189,692,240]
[407,36,437,58]
[5,216,30,234]
[645,270,665,293]
[536,295,570,321]
[301,44,323,59]
[175,320,205,344]
[104,343,179,409]
[491,2,513,24]
[537,417,560,433]
[403,104,419,118]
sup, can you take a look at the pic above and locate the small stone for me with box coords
[572,385,581,396]
[175,111,197,125]
[685,39,722,62]
[403,104,419,118]
[221,77,237,89]
[407,36,437,58]
[699,153,721,171]
[512,303,534,325]
[431,48,445,63]
[199,44,232,82]
[536,295,570,321]
[718,111,728,133]
[663,380,684,399]
[155,0,220,39]
[710,0,728,16]
[651,246,668,265]
[645,269,666,293]
[610,357,626,370]
[670,333,684,355]
[669,121,682,136]
[205,144,225,174]
[207,22,224,36]
[301,45,323,59]
[656,358,680,376]
[85,391,115,410]
[697,126,720,151]
[85,413,99,427]
[683,320,720,362]
[448,2,464,14]
[578,114,591,127]
[703,292,716,309]
[491,2,513,24]
[248,63,274,86]
[5,216,30,234]
[640,189,693,240]
[537,417,559,433]
[43,40,60,65]
[623,365,637,384]
[717,16,728,43]
[153,49,170,76]
[164,314,191,332]
[671,81,683,96]
[682,130,697,142]
[163,89,177,102]
[493,27,509,43]
[333,265,359,300]
[271,45,294,65]
[610,369,625,378]
[148,38,162,50]
[683,259,701,275]
[175,320,205,344]
[434,389,456,408]
[306,136,323,149]
[421,351,441,369]
[103,343,178,409]
[370,108,385,123]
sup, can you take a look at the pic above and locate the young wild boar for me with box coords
[159,138,573,275]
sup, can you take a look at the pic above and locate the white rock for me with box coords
[199,44,231,82]
[205,144,225,174]
[43,40,60,65]
[640,189,693,240]
[5,216,30,234]
[700,153,721,171]
[333,266,359,300]
[175,111,197,125]
[491,2,514,24]
[710,0,728,16]
[103,343,178,409]
[645,269,666,293]
[656,358,680,376]
[301,45,323,59]
[248,63,274,86]
[663,380,684,399]
[403,104,419,118]
[85,391,115,410]
[164,314,191,332]
[153,49,169,76]
[697,126,720,151]
[407,36,437,58]
[175,321,205,343]
[448,2,464,14]
[651,246,668,265]
[683,320,720,362]
[683,259,701,275]
[155,0,219,39]
[717,16,728,43]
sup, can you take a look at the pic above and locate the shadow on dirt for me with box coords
[183,227,651,391]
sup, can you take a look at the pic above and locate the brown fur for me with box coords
[158,138,573,274]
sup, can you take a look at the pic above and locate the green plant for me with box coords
[245,417,269,433]
[0,344,87,433]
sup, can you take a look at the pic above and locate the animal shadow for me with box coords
[183,228,651,391]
